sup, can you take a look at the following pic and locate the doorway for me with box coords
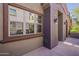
[58,11,63,41]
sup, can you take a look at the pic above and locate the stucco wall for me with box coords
[50,3,58,48]
[0,37,43,56]
[0,4,3,41]
[50,3,67,48]
[57,4,67,40]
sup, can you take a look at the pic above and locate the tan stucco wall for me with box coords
[0,4,3,41]
[50,3,58,48]
[50,3,68,48]
[57,4,67,40]
[0,37,43,56]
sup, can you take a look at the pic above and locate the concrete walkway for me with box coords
[23,37,79,56]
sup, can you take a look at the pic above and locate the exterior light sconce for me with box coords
[54,18,58,24]
[64,21,67,24]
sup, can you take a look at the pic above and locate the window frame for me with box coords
[8,5,43,36]
[1,3,43,43]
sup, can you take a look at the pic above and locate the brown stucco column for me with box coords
[3,3,8,42]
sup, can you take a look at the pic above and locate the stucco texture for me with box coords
[0,37,43,56]
[0,4,3,41]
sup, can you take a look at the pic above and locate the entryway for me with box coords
[23,37,79,56]
[58,11,63,41]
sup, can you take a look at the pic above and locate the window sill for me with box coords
[0,33,43,43]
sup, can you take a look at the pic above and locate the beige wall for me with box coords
[0,37,43,56]
[57,4,67,40]
[0,4,3,41]
[50,3,58,48]
[50,3,68,48]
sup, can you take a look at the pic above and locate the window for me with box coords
[8,5,42,36]
[29,13,35,23]
[26,23,29,34]
[37,24,42,32]
[36,16,42,33]
[29,23,34,33]
[10,22,23,35]
[25,23,34,34]
[38,16,42,23]
[9,8,16,16]
[25,12,35,34]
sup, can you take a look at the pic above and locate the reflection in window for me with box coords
[37,24,42,32]
[25,23,34,34]
[29,13,34,23]
[9,8,16,16]
[29,23,34,33]
[10,22,23,35]
[38,16,42,23]
[9,6,42,36]
[37,16,42,33]
[26,23,29,34]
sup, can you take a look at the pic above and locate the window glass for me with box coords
[10,22,23,35]
[9,8,17,16]
[37,24,42,32]
[29,23,34,33]
[25,23,34,34]
[38,16,42,23]
[26,23,29,34]
[9,5,42,36]
[29,13,35,23]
